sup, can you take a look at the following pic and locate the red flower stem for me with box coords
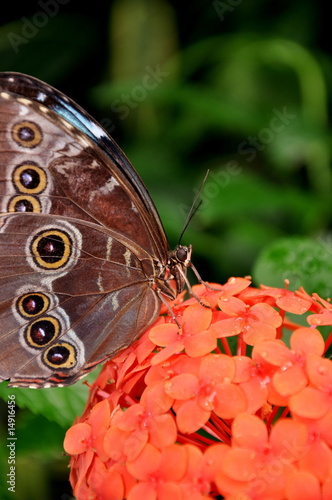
[208,414,231,443]
[220,337,232,356]
[214,344,223,354]
[201,423,223,441]
[95,389,111,400]
[279,407,290,419]
[266,405,282,427]
[176,433,210,450]
[282,318,305,330]
[123,394,139,406]
[236,333,246,356]
[324,330,332,353]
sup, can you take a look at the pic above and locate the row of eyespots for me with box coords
[9,120,46,213]
[16,291,77,370]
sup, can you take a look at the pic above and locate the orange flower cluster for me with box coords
[64,278,332,500]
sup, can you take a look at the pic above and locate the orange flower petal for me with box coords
[150,340,184,364]
[176,399,211,434]
[214,383,247,419]
[182,443,203,476]
[149,323,179,347]
[148,414,177,448]
[89,400,111,461]
[222,276,251,295]
[221,447,259,481]
[323,476,332,500]
[64,422,92,455]
[158,444,187,481]
[157,482,182,500]
[232,414,267,451]
[267,379,290,407]
[299,440,332,482]
[179,445,209,498]
[285,470,321,500]
[70,448,95,496]
[290,387,331,419]
[182,303,212,334]
[141,381,174,414]
[290,327,325,355]
[240,378,268,414]
[124,430,148,462]
[276,294,311,314]
[87,457,122,500]
[127,482,157,500]
[249,302,282,327]
[306,353,332,391]
[218,296,247,316]
[117,404,143,431]
[201,443,230,482]
[243,321,277,345]
[166,354,202,376]
[200,353,235,383]
[273,364,308,397]
[270,419,308,461]
[100,469,125,500]
[215,469,248,498]
[164,373,199,400]
[232,356,254,383]
[307,312,332,326]
[211,317,245,337]
[184,328,217,357]
[127,443,161,480]
[104,426,128,462]
[316,408,332,446]
[135,332,156,363]
[253,340,290,366]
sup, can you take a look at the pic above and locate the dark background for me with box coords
[1,1,332,498]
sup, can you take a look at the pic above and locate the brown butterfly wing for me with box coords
[0,72,170,387]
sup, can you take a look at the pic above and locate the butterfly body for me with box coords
[0,72,190,388]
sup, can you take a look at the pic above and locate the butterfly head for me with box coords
[166,244,192,294]
[174,244,192,268]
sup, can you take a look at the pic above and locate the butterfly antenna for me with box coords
[178,170,209,244]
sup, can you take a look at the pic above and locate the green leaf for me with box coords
[253,236,332,297]
[0,368,100,428]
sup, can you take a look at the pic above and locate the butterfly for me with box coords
[0,72,193,388]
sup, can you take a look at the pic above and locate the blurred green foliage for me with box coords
[1,0,332,498]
